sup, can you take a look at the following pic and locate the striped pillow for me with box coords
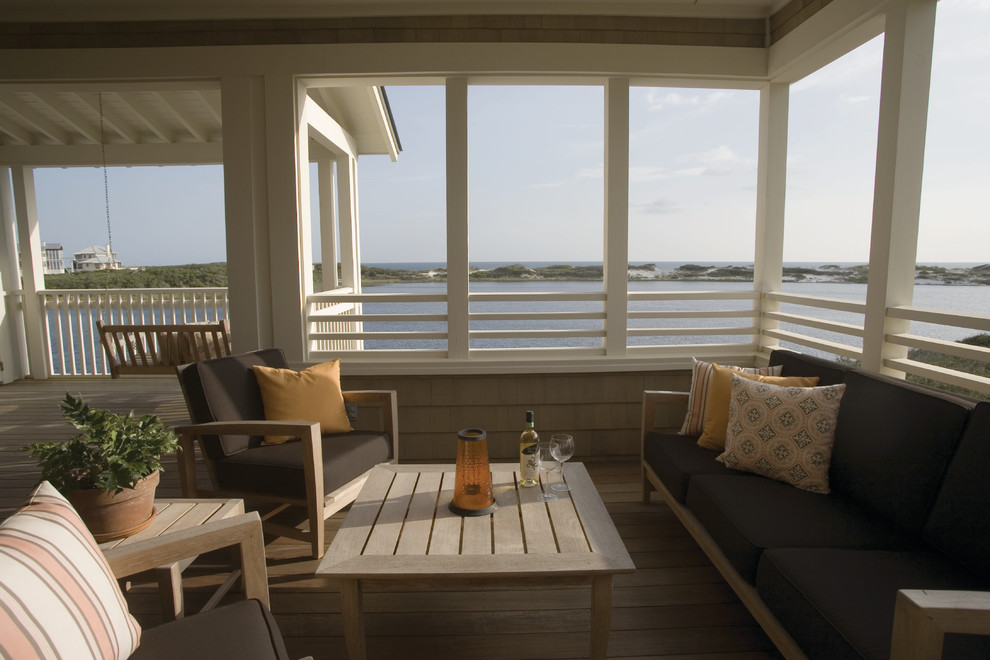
[678,358,783,436]
[0,482,141,660]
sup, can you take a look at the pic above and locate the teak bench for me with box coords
[97,319,231,378]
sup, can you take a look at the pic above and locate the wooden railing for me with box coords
[30,285,989,397]
[41,288,229,377]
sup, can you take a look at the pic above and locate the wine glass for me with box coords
[550,434,575,492]
[535,441,559,502]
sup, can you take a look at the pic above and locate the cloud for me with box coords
[576,166,603,179]
[640,198,679,215]
[839,93,873,105]
[644,89,733,112]
[675,145,755,176]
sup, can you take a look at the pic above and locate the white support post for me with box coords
[862,0,937,374]
[317,159,339,291]
[0,168,28,382]
[753,83,789,359]
[446,78,470,360]
[11,166,48,378]
[263,74,310,364]
[604,78,629,357]
[221,75,272,353]
[337,155,360,292]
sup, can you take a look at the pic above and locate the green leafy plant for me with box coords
[23,393,180,494]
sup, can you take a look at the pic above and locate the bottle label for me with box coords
[520,442,539,484]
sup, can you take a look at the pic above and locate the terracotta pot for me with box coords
[65,470,159,543]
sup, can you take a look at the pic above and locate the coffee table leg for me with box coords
[590,575,613,660]
[339,579,366,660]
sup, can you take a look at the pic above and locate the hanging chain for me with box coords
[98,92,114,288]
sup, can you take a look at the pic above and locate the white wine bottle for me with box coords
[519,410,539,487]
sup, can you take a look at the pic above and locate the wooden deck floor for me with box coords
[0,376,779,660]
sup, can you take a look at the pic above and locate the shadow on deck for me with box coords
[0,376,778,660]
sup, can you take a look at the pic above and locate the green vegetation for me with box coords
[44,261,990,287]
[46,263,228,289]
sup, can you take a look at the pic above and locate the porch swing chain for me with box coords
[97,92,115,296]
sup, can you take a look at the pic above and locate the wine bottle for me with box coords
[519,410,539,487]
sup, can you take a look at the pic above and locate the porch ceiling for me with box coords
[0,82,399,167]
[3,0,789,22]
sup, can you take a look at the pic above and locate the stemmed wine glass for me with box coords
[535,441,559,502]
[550,434,575,492]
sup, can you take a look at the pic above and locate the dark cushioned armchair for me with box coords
[175,349,398,558]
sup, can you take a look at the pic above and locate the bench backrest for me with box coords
[97,319,231,378]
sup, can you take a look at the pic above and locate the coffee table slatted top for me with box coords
[318,463,634,580]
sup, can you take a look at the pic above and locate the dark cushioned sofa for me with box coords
[641,349,990,660]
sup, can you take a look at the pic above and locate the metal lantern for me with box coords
[449,428,497,516]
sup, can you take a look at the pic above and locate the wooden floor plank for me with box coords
[0,377,780,659]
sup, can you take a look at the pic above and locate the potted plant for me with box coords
[23,392,180,542]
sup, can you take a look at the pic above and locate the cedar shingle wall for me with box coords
[770,0,836,44]
[345,369,691,462]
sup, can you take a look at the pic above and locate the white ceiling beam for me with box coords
[115,93,172,142]
[302,96,357,158]
[0,142,224,167]
[153,91,208,142]
[0,116,33,145]
[0,96,70,145]
[196,90,223,126]
[31,92,100,143]
[75,92,141,144]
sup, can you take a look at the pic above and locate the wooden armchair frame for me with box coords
[175,390,399,559]
[891,589,990,659]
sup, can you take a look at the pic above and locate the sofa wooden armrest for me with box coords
[891,589,990,659]
[103,511,270,607]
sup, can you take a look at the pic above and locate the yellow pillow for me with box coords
[252,360,352,445]
[697,364,819,451]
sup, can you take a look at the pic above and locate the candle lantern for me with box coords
[449,428,497,516]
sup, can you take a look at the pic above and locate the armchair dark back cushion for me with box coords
[177,348,288,460]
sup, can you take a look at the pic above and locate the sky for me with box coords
[32,0,989,268]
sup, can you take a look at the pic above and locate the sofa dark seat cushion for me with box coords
[829,370,974,537]
[757,548,990,660]
[686,474,919,583]
[642,432,741,503]
[129,599,289,660]
[217,429,392,499]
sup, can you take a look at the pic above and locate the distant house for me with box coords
[41,242,65,274]
[72,244,120,272]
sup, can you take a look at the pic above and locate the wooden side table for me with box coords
[100,498,245,621]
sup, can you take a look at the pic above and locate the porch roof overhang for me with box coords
[0,81,401,167]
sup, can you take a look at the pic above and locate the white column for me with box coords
[221,75,272,353]
[0,169,28,382]
[11,166,48,378]
[753,83,789,358]
[337,154,360,292]
[317,159,339,291]
[263,74,310,364]
[604,78,629,357]
[446,78,470,360]
[861,0,936,374]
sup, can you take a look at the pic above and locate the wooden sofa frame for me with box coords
[175,390,399,559]
[97,319,231,378]
[640,389,989,660]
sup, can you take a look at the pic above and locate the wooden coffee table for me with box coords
[316,463,634,660]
